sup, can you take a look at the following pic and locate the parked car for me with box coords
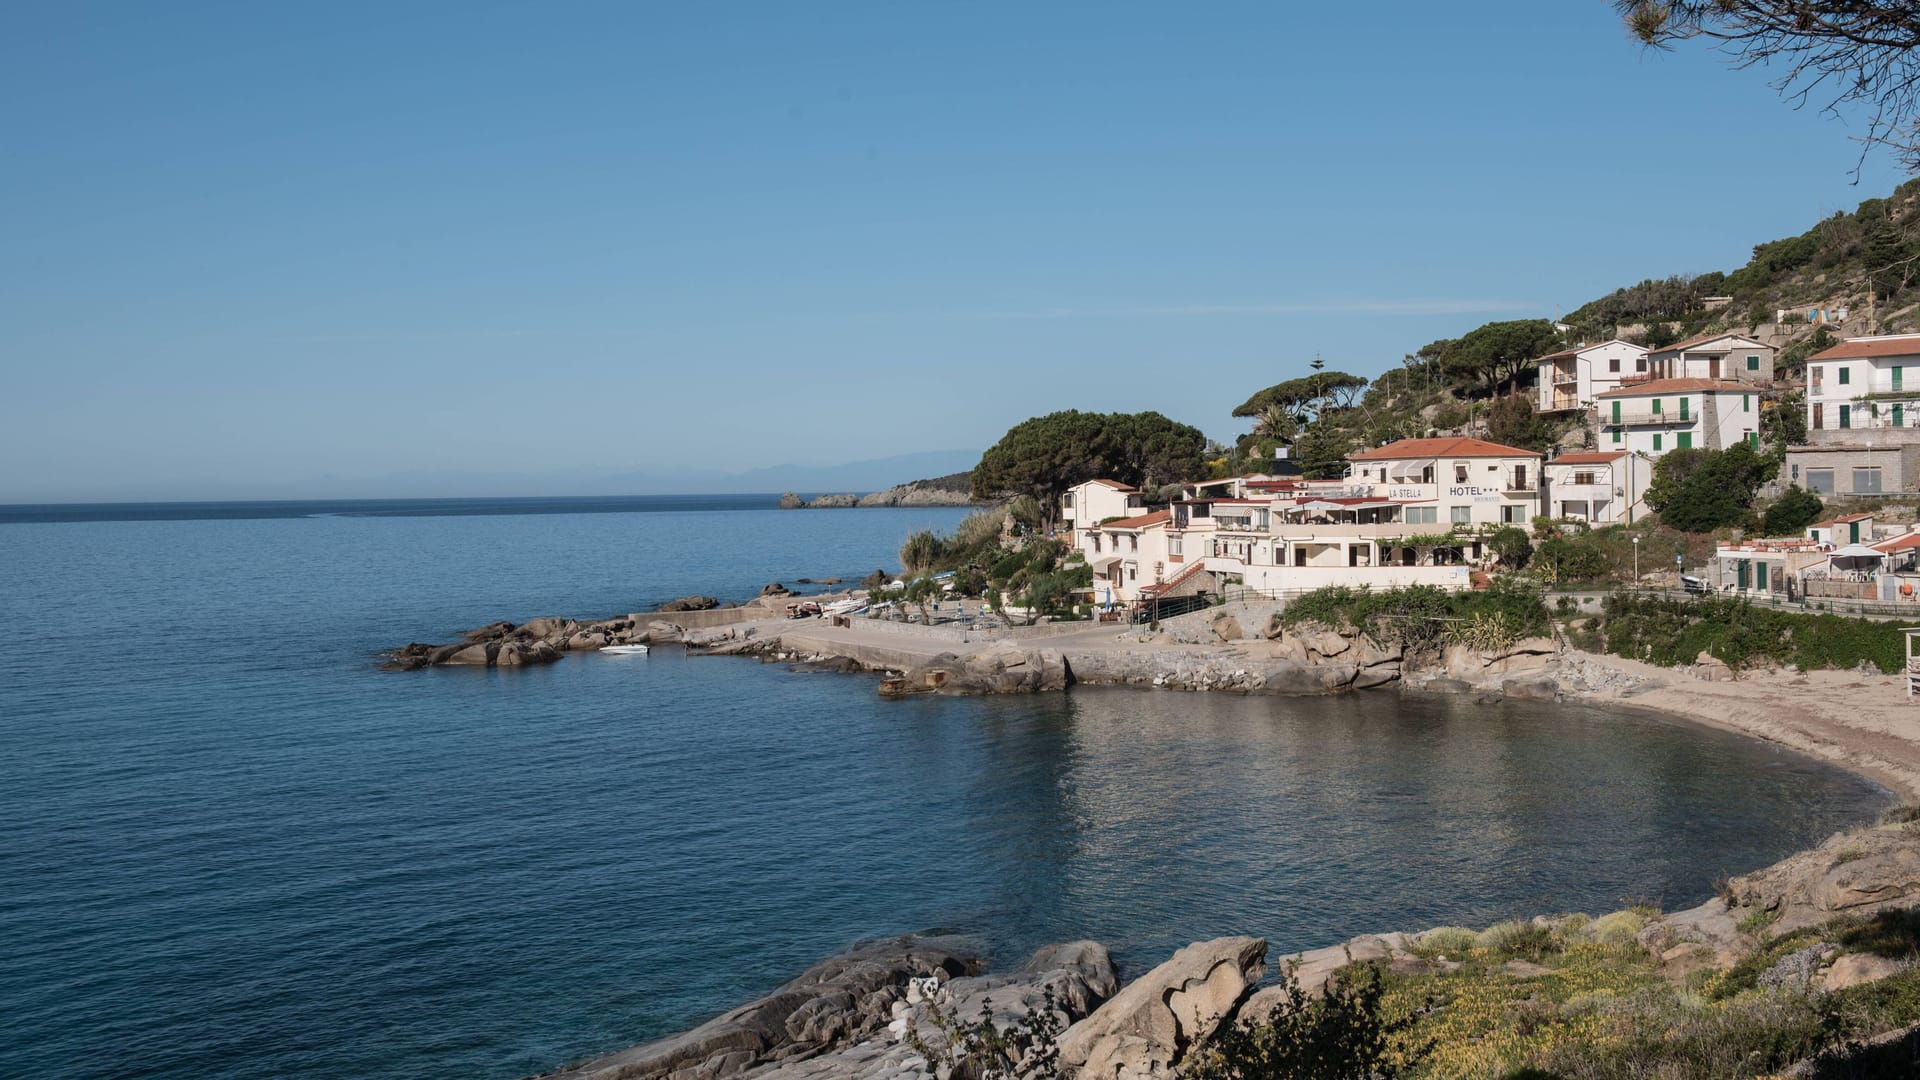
[1680,574,1709,595]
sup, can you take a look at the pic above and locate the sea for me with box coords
[0,495,1892,1080]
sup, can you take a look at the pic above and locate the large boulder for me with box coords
[1726,826,1920,934]
[661,595,720,613]
[879,644,1070,697]
[779,492,806,509]
[1210,614,1244,643]
[545,935,982,1080]
[1057,936,1266,1080]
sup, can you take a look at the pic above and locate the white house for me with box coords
[1541,450,1651,524]
[1807,513,1875,547]
[1645,332,1776,385]
[1536,340,1649,413]
[1343,437,1544,528]
[1059,479,1144,541]
[1806,334,1920,436]
[1078,508,1176,605]
[1595,379,1762,457]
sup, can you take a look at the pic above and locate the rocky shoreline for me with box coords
[539,822,1920,1080]
[778,482,978,509]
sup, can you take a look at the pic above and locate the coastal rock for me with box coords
[1210,615,1243,643]
[859,570,893,591]
[1726,826,1920,934]
[1058,936,1266,1080]
[497,641,562,666]
[661,595,721,613]
[566,632,609,651]
[807,494,860,509]
[879,644,1069,697]
[855,483,976,508]
[545,935,982,1080]
[762,583,795,598]
[1501,676,1559,702]
[779,493,806,509]
[1818,952,1910,992]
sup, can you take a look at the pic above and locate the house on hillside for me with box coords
[1645,332,1775,385]
[1059,479,1144,542]
[1541,450,1651,524]
[1807,513,1875,547]
[1805,334,1920,437]
[1595,379,1761,457]
[1535,340,1649,413]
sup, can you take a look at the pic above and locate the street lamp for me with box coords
[1632,536,1641,586]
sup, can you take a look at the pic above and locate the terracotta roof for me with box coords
[1534,339,1644,364]
[1548,451,1630,465]
[1810,513,1874,528]
[1875,533,1920,553]
[1647,331,1766,356]
[1809,335,1920,361]
[1348,436,1541,461]
[1085,479,1138,491]
[1101,509,1169,530]
[1596,378,1751,398]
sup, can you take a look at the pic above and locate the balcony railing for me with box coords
[1604,409,1699,427]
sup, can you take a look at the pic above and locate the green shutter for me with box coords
[1897,404,1906,427]
[1747,355,1759,371]
[1896,366,1906,391]
[1679,397,1689,421]
[1653,398,1662,414]
[1612,428,1622,444]
[1748,432,1759,450]
[1841,405,1852,428]
[1744,393,1751,412]
[1653,434,1663,451]
[1611,401,1621,424]
[1840,367,1851,385]
[1678,433,1692,449]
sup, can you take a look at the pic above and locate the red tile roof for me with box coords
[1349,436,1541,460]
[1874,533,1920,553]
[1596,378,1750,397]
[1810,513,1874,529]
[1100,509,1170,530]
[1647,331,1766,355]
[1548,451,1630,465]
[1809,335,1920,361]
[1085,479,1139,491]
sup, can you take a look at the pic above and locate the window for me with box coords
[1747,354,1760,371]
[1791,464,1799,482]
[1840,404,1852,429]
[1679,397,1689,421]
[1168,536,1182,556]
[1744,393,1751,413]
[1091,534,1101,552]
[1840,367,1852,385]
[1128,535,1138,552]
[1652,398,1663,414]
[1653,434,1663,451]
[1612,428,1622,444]
[1500,505,1526,524]
[1609,357,1620,372]
[1748,432,1759,450]
[1812,366,1824,387]
[1405,506,1437,524]
[1897,404,1907,428]
[1454,464,1468,483]
[1421,465,1434,483]
[1573,471,1595,485]
[1677,433,1692,449]
[1062,492,1075,508]
[1896,366,1907,391]
[1450,506,1472,525]
[1808,468,1835,494]
[1855,467,1884,494]
[1636,357,1647,372]
[1611,400,1621,424]
[1127,564,1137,582]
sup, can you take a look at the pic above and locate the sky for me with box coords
[1,0,1911,502]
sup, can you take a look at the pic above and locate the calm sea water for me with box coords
[0,496,1891,1080]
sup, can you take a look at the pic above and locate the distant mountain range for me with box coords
[596,450,981,496]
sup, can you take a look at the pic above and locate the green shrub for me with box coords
[1414,927,1480,958]
[1180,962,1432,1080]
[1585,910,1648,947]
[1599,593,1902,673]
[1478,920,1556,961]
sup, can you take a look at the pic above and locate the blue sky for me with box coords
[0,0,1908,501]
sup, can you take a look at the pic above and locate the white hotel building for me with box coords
[1070,437,1542,606]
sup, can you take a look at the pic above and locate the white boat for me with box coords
[599,644,651,655]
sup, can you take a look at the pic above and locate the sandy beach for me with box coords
[1565,649,1920,803]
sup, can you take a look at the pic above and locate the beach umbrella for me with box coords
[1828,544,1885,571]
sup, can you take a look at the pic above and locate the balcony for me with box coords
[1604,409,1699,427]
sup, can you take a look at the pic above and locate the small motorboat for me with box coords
[599,644,651,655]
